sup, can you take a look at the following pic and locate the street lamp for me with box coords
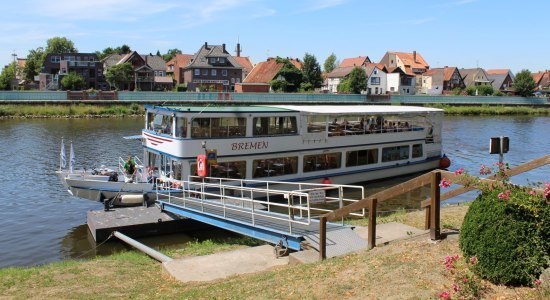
[11,51,17,90]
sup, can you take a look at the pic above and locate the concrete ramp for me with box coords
[302,227,368,258]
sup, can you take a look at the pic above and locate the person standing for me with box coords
[124,155,137,183]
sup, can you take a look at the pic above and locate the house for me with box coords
[459,68,492,87]
[364,63,387,95]
[325,66,355,93]
[166,54,194,84]
[39,53,106,90]
[103,51,169,91]
[532,70,550,93]
[379,51,429,93]
[182,42,244,92]
[386,66,415,95]
[421,66,465,94]
[486,69,514,92]
[236,57,302,93]
[339,56,371,68]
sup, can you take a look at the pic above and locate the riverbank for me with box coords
[0,103,549,118]
[0,205,541,299]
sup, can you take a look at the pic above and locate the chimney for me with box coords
[413,51,417,63]
[204,42,208,49]
[236,43,241,57]
[222,43,226,53]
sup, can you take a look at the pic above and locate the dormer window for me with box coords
[210,57,216,64]
[220,57,225,64]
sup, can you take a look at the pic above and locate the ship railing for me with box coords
[117,156,145,182]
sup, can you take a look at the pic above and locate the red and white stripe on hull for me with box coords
[143,132,173,146]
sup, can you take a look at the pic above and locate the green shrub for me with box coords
[459,184,549,285]
[175,84,187,92]
[466,84,493,96]
[492,89,504,96]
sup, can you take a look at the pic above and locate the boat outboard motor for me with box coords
[109,173,118,182]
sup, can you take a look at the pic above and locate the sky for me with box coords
[1,0,549,74]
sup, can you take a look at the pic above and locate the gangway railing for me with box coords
[118,156,145,181]
[155,175,365,238]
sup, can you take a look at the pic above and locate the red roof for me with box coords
[392,51,429,70]
[234,56,254,74]
[244,58,301,83]
[167,54,193,69]
[340,56,370,68]
[424,67,458,81]
[487,69,510,75]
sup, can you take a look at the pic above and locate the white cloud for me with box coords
[308,0,346,11]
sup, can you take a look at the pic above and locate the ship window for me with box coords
[253,157,298,178]
[191,117,246,138]
[176,117,187,138]
[191,160,246,179]
[253,116,297,136]
[149,113,172,135]
[303,153,341,173]
[412,144,423,158]
[346,149,378,167]
[382,145,410,162]
[307,115,326,133]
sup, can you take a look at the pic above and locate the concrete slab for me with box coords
[354,222,428,246]
[289,249,319,265]
[162,245,289,283]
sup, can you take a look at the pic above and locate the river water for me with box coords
[0,115,548,268]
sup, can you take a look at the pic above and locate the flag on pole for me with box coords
[69,142,76,173]
[60,138,66,170]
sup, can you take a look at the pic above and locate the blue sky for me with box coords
[1,0,548,73]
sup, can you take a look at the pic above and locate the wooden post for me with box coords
[430,171,441,240]
[319,216,327,260]
[424,205,431,230]
[368,198,377,250]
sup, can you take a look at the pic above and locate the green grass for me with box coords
[426,104,550,115]
[0,103,144,117]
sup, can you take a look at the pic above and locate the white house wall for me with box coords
[387,73,399,94]
[367,68,387,95]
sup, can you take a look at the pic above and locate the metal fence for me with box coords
[0,91,547,105]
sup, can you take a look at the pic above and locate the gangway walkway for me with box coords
[156,176,368,257]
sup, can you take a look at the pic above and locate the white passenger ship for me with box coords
[142,105,445,185]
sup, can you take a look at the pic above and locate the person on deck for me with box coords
[124,155,137,183]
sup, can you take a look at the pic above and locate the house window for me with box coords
[374,70,378,75]
[390,60,394,64]
[211,69,217,76]
[202,69,208,76]
[370,77,380,85]
[375,87,378,94]
[51,56,61,63]
[220,57,225,64]
[222,70,227,76]
[210,57,216,64]
[390,87,395,92]
[194,69,200,76]
[231,78,235,83]
[236,78,240,83]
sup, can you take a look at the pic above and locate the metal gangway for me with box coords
[155,176,369,257]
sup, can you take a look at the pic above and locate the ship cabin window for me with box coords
[253,157,298,178]
[191,160,246,179]
[307,115,326,133]
[346,148,378,167]
[252,116,297,136]
[148,113,173,135]
[412,144,423,158]
[382,145,410,162]
[191,117,246,138]
[328,115,365,136]
[303,153,341,172]
[175,117,187,138]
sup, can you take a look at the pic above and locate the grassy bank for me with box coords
[1,103,549,118]
[0,205,541,299]
[426,104,550,115]
[0,103,144,118]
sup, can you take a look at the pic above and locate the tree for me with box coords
[324,53,338,73]
[338,67,366,94]
[0,62,17,90]
[156,50,161,56]
[96,45,132,60]
[162,48,183,62]
[23,47,45,82]
[105,62,133,90]
[513,69,536,97]
[45,36,77,54]
[301,53,323,90]
[61,72,86,90]
[272,58,303,92]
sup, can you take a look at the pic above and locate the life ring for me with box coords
[439,155,451,169]
[322,177,332,184]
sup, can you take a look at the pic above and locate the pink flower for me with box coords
[454,168,464,175]
[439,290,451,299]
[479,164,492,175]
[469,256,477,265]
[529,190,536,196]
[498,192,509,201]
[463,277,469,283]
[452,283,460,292]
[444,255,459,270]
[544,183,550,198]
[439,178,452,188]
[535,279,542,286]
